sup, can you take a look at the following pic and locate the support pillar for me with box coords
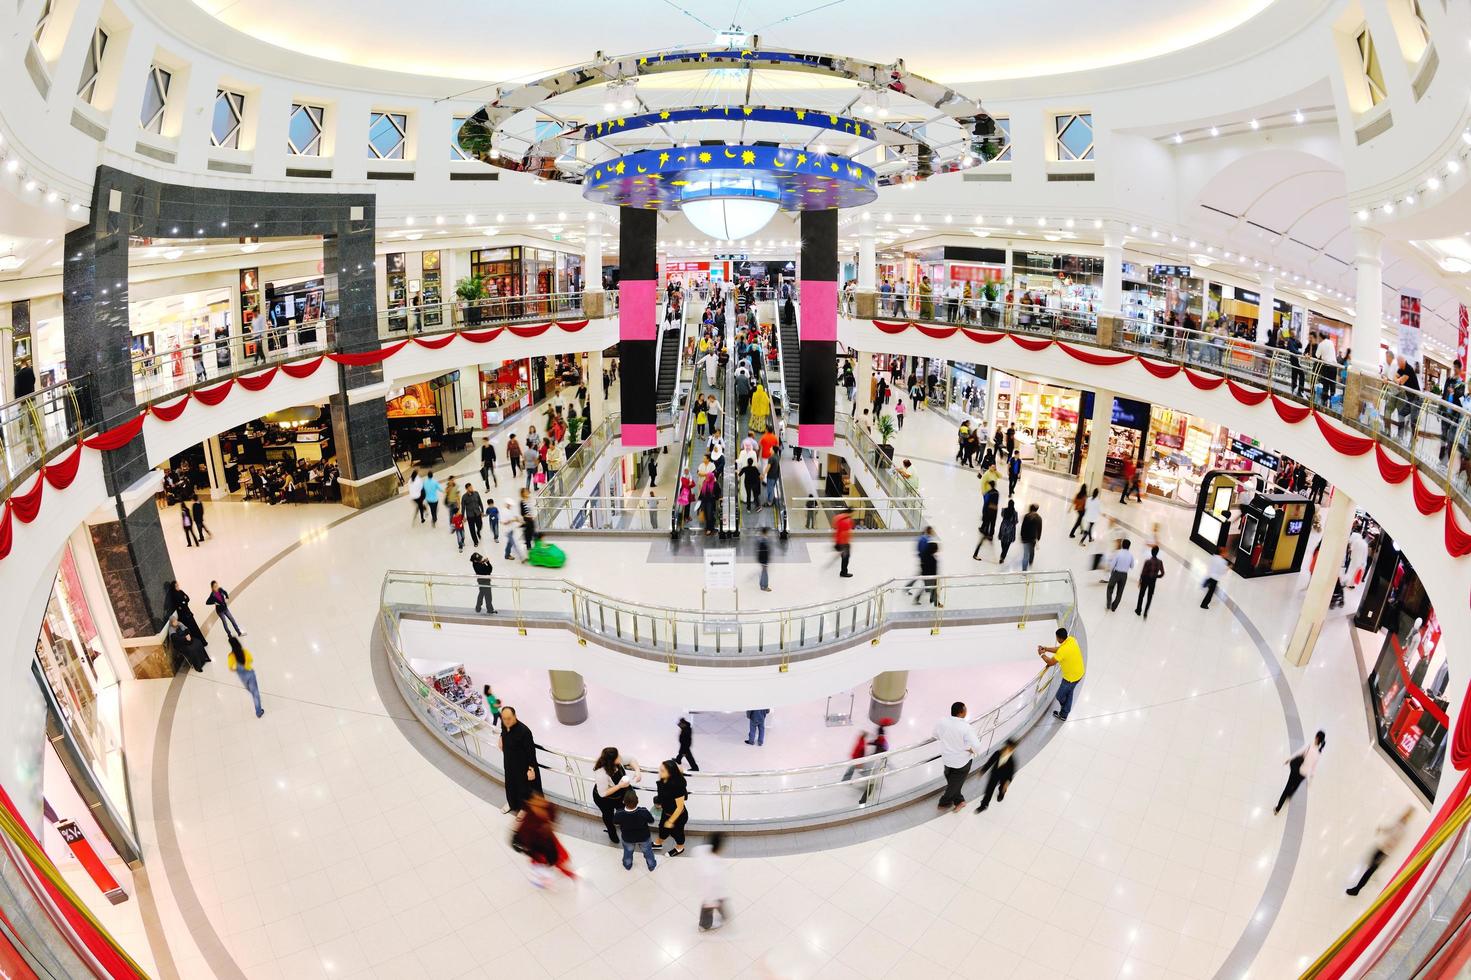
[855,226,878,318]
[1101,234,1123,313]
[583,212,606,317]
[1285,489,1356,666]
[855,350,873,418]
[1352,227,1385,373]
[456,366,482,431]
[1081,389,1115,491]
[1256,273,1276,346]
[617,206,658,447]
[869,670,908,723]
[202,436,230,500]
[549,670,588,725]
[799,209,838,447]
[587,348,604,429]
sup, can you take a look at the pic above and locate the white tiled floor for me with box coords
[115,398,1428,979]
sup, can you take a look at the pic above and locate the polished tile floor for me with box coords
[115,399,1426,979]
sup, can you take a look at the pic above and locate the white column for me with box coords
[1285,490,1356,666]
[1353,227,1385,372]
[855,350,873,416]
[1081,388,1115,491]
[587,348,605,426]
[1101,234,1124,313]
[857,228,876,291]
[203,436,231,500]
[456,367,482,431]
[1256,273,1276,345]
[584,213,604,293]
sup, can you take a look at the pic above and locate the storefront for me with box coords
[1356,534,1448,799]
[1009,251,1102,320]
[993,376,1081,471]
[480,359,533,425]
[127,288,233,390]
[1142,406,1219,505]
[1120,263,1204,327]
[944,362,988,421]
[1077,391,1150,481]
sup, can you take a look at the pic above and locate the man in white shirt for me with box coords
[1201,548,1231,609]
[1104,538,1136,612]
[933,701,984,811]
[945,282,963,321]
[1313,331,1338,406]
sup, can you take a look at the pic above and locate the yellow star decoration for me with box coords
[659,110,670,120]
[795,109,806,120]
[829,114,838,124]
[741,150,756,165]
[796,153,808,166]
[742,106,754,116]
[658,152,669,167]
[593,169,602,181]
[616,118,625,127]
[639,57,648,65]
[614,160,626,175]
[698,151,711,163]
[830,162,839,172]
[699,52,709,61]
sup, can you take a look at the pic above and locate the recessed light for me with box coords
[45,191,57,203]
[1092,219,1103,229]
[1036,217,1047,227]
[435,216,445,225]
[1357,209,1370,221]
[464,214,476,224]
[1294,109,1305,124]
[526,213,536,221]
[1209,126,1220,137]
[4,160,17,173]
[1448,160,1462,174]
[1428,176,1441,191]
[23,180,36,192]
[1173,133,1183,144]
[1249,119,1259,130]
[405,216,415,226]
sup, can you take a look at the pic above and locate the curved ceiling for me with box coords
[186,0,1276,84]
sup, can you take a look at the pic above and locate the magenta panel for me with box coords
[798,423,835,447]
[621,423,658,447]
[798,279,838,342]
[619,280,658,341]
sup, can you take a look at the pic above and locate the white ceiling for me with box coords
[187,0,1275,84]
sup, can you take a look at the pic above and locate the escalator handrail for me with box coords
[667,298,702,533]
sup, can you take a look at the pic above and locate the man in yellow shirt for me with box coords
[1037,627,1084,721]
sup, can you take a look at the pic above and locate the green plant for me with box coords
[983,280,1000,302]
[455,275,486,303]
[875,412,897,446]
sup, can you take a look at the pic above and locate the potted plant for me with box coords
[874,412,897,466]
[983,280,1000,326]
[455,275,486,326]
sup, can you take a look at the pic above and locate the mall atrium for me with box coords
[4,1,1471,978]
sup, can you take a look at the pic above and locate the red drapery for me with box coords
[1007,335,1053,353]
[1271,395,1312,424]
[1374,444,1415,484]
[192,380,235,407]
[1225,380,1270,406]
[326,340,410,366]
[411,333,458,350]
[280,357,325,379]
[1136,359,1182,380]
[148,397,191,422]
[236,368,278,392]
[1183,368,1225,391]
[1448,506,1471,559]
[82,414,146,451]
[1058,342,1134,366]
[1312,412,1375,456]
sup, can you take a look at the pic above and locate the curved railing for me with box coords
[381,568,1076,664]
[379,569,1076,827]
[376,290,590,338]
[0,378,95,495]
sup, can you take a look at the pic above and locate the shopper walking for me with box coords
[1135,545,1165,617]
[915,535,941,607]
[744,708,769,746]
[997,499,1018,565]
[408,470,425,524]
[695,833,731,930]
[190,498,212,540]
[1347,808,1414,896]
[421,471,442,526]
[487,498,501,543]
[180,501,201,547]
[1103,538,1135,612]
[461,484,485,547]
[974,738,1016,813]
[498,707,542,814]
[480,438,499,488]
[614,791,657,871]
[1274,730,1326,814]
[507,435,523,480]
[592,747,637,844]
[675,718,700,771]
[1007,453,1022,497]
[1078,489,1102,545]
[833,507,854,578]
[756,527,772,592]
[1037,627,1085,720]
[1201,547,1230,609]
[972,481,999,559]
[226,636,264,718]
[512,796,576,888]
[654,761,689,857]
[1020,504,1042,571]
[934,701,983,811]
[1068,483,1088,538]
[205,580,245,637]
[470,553,496,614]
[444,476,461,522]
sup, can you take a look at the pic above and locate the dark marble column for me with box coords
[88,504,174,637]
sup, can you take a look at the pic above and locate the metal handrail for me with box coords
[0,377,94,497]
[128,320,329,402]
[380,290,587,336]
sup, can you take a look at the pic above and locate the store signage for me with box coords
[1230,439,1280,469]
[1286,519,1305,536]
[713,253,748,261]
[1080,391,1150,430]
[56,820,128,905]
[1151,265,1192,278]
[1399,290,1423,367]
[1235,288,1260,304]
[703,549,736,590]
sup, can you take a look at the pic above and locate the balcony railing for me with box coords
[379,568,1076,826]
[130,320,329,404]
[0,377,94,495]
[377,291,590,338]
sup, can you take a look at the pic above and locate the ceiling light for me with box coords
[526,213,536,221]
[883,212,893,222]
[1449,160,1462,174]
[1129,224,1139,233]
[4,160,17,173]
[1093,219,1103,229]
[682,198,778,241]
[1428,176,1441,191]
[240,242,261,254]
[972,229,991,238]
[558,211,567,220]
[69,203,80,213]
[1188,239,1198,248]
[1065,218,1075,228]
[1294,109,1305,124]
[944,214,953,223]
[464,214,476,224]
[1005,216,1014,225]
[1357,208,1370,221]
[496,213,505,222]
[1406,194,1416,205]
[1173,133,1183,144]
[405,216,416,226]
[1150,229,1159,239]
[23,180,36,192]
[1382,203,1395,214]
[1249,119,1259,130]
[910,213,921,223]
[1209,126,1220,137]
[1462,131,1471,146]
[1223,250,1233,258]
[434,216,445,225]
[1036,217,1047,227]
[45,190,57,203]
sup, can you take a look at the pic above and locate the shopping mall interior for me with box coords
[4,2,1471,978]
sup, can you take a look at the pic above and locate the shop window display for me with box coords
[35,546,133,832]
[1369,606,1448,799]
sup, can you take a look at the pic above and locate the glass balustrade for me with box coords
[380,568,1076,825]
[0,377,94,494]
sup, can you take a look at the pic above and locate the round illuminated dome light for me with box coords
[455,45,1001,238]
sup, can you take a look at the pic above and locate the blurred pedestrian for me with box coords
[974,739,1016,813]
[226,636,263,718]
[696,833,731,930]
[1347,808,1414,896]
[1274,730,1326,815]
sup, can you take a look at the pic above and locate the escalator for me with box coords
[777,297,801,422]
[654,320,683,409]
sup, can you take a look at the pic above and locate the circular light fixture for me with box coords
[679,176,783,240]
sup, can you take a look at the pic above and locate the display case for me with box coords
[421,250,443,329]
[1368,609,1448,800]
[386,252,408,331]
